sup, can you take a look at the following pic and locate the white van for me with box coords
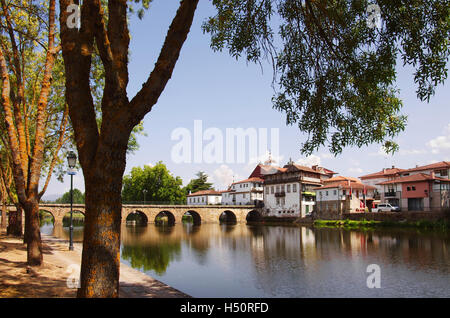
[374,203,401,212]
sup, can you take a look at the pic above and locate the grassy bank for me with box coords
[314,219,450,231]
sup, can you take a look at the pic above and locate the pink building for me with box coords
[378,173,450,211]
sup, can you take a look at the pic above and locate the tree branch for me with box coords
[128,0,199,126]
[59,0,99,170]
[39,104,69,199]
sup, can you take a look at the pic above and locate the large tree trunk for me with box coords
[77,135,128,297]
[7,205,22,236]
[1,199,6,229]
[24,199,43,266]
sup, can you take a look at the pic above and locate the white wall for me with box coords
[188,195,221,205]
[264,182,302,217]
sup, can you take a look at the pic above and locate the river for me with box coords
[40,222,450,297]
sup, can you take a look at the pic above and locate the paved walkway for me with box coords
[0,230,190,298]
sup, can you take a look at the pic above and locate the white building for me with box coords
[222,177,264,206]
[360,166,406,204]
[314,176,377,217]
[187,190,222,205]
[263,161,336,218]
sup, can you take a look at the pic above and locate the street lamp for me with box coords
[67,151,77,251]
[143,189,148,205]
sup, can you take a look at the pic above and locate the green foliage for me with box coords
[127,0,154,20]
[314,218,450,230]
[62,211,85,227]
[55,188,85,204]
[121,240,181,275]
[183,171,213,195]
[203,0,450,155]
[122,162,186,204]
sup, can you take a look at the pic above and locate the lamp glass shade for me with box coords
[67,151,77,169]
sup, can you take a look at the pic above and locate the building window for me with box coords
[407,187,411,191]
[326,191,328,196]
[287,184,291,193]
[333,190,337,195]
[293,184,297,192]
[412,186,416,191]
[276,197,280,205]
[271,186,274,194]
[265,187,269,194]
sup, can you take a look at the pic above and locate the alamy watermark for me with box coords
[171,120,280,165]
[66,3,81,30]
[66,264,81,289]
[366,264,381,288]
[366,4,382,29]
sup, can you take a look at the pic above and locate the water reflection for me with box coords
[43,222,450,297]
[40,223,84,242]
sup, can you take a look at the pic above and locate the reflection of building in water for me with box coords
[299,227,318,266]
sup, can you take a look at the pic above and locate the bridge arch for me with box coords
[219,210,237,225]
[246,210,262,223]
[62,210,85,227]
[125,210,148,226]
[184,210,201,226]
[39,209,56,225]
[155,211,175,226]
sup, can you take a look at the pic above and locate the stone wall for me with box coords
[341,210,449,222]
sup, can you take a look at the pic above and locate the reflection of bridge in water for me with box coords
[24,204,263,226]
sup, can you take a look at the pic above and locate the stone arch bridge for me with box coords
[19,204,262,226]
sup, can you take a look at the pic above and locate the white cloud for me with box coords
[370,146,427,157]
[398,149,427,155]
[247,150,284,170]
[319,153,334,159]
[296,155,321,167]
[146,162,153,167]
[347,167,364,174]
[427,125,450,154]
[369,146,389,157]
[213,165,244,190]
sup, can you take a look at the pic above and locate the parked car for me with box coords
[374,203,401,212]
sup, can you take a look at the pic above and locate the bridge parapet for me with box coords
[9,204,263,226]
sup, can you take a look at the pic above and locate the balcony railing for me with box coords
[275,191,286,197]
[384,191,397,197]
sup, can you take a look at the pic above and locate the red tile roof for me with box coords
[232,177,264,185]
[187,189,222,197]
[377,173,450,185]
[314,181,376,191]
[248,164,286,178]
[323,176,361,183]
[360,168,406,179]
[404,161,450,173]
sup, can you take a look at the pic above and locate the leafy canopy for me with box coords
[55,188,85,204]
[122,162,185,203]
[203,0,449,155]
[183,171,213,195]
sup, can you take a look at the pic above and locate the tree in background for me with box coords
[122,162,185,204]
[183,171,213,195]
[57,0,449,296]
[0,0,71,265]
[55,188,85,204]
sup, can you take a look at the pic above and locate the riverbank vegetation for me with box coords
[314,219,450,231]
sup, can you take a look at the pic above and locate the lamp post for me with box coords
[67,151,77,251]
[143,189,148,205]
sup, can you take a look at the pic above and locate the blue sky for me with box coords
[42,1,450,199]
